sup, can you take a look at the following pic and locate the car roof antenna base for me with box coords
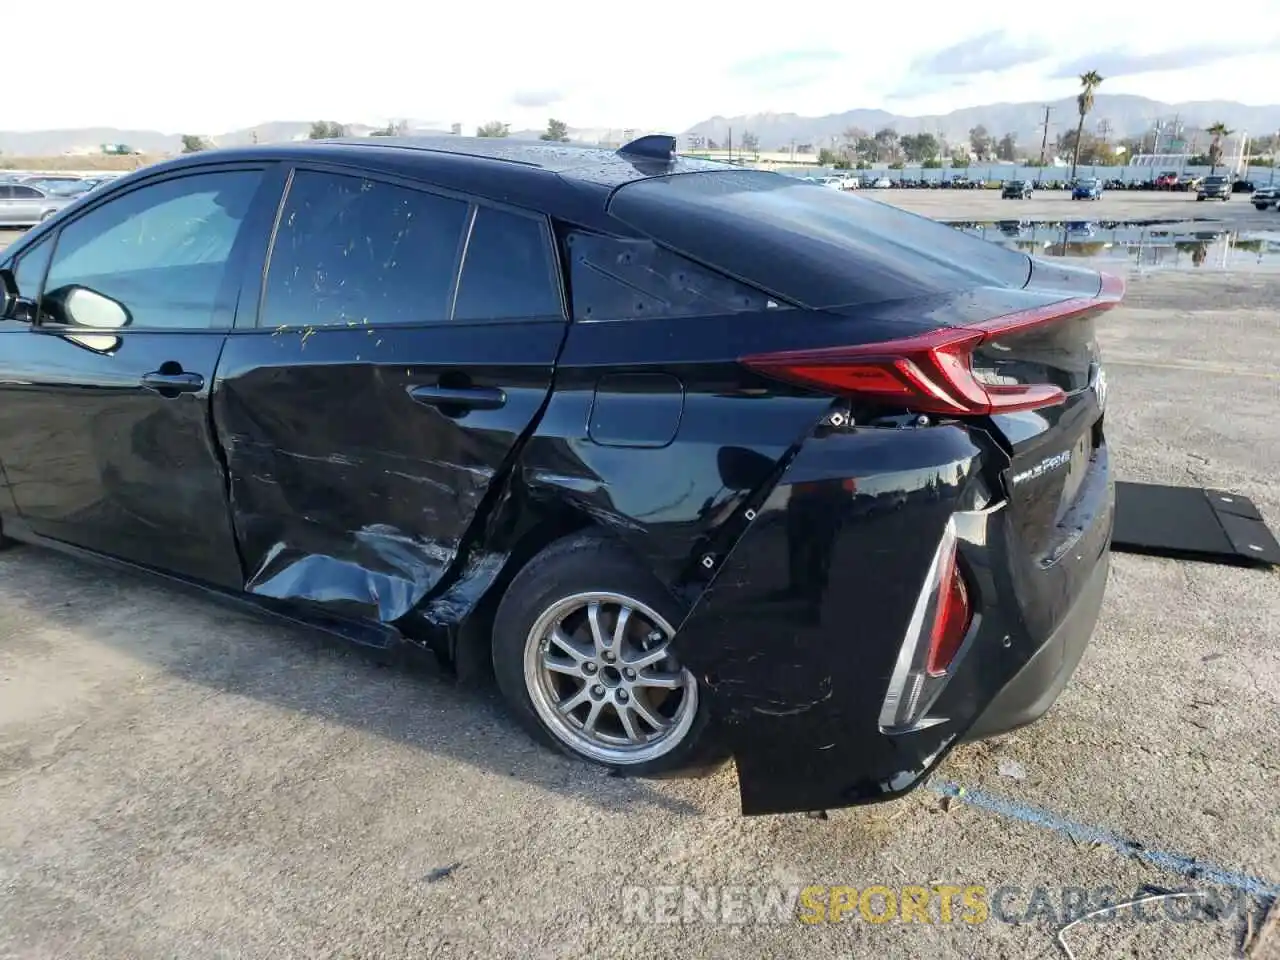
[617,135,676,161]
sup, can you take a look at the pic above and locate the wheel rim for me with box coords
[523,591,698,765]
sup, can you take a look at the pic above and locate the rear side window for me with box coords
[453,206,561,321]
[564,232,782,322]
[609,170,1033,309]
[261,170,469,329]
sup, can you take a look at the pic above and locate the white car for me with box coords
[872,177,892,189]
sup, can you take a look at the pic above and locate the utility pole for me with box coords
[1037,105,1053,182]
[727,126,733,162]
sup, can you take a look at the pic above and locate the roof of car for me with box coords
[134,135,739,229]
[157,135,730,188]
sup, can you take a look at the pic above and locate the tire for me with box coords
[491,533,723,777]
[1256,204,1269,211]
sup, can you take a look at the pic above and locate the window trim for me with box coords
[29,163,278,336]
[245,161,568,333]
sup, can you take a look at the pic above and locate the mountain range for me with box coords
[683,95,1280,151]
[3,95,1277,157]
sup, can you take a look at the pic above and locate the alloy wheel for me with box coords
[523,592,698,764]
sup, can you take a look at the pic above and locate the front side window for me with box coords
[40,170,264,330]
[11,186,43,199]
[14,236,53,301]
[260,170,470,329]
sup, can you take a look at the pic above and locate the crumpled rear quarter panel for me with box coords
[672,422,996,815]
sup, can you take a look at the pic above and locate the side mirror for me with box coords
[39,284,132,330]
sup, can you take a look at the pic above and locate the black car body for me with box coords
[0,137,1119,815]
[1197,175,1231,201]
[1001,180,1033,199]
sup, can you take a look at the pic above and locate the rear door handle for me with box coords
[140,370,205,395]
[408,384,506,411]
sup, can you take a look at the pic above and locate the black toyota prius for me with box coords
[0,135,1119,815]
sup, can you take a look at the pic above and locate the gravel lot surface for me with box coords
[1,195,1278,959]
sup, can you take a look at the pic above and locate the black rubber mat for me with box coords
[1113,482,1280,567]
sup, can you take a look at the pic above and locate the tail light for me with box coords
[878,519,976,732]
[741,276,1124,416]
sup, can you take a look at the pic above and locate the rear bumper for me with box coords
[964,545,1110,740]
[672,424,1114,815]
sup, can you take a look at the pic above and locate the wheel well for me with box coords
[451,510,607,684]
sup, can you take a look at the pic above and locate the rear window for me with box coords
[608,171,1031,309]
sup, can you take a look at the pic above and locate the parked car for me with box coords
[0,135,1122,815]
[871,177,892,188]
[1154,171,1179,190]
[0,183,77,227]
[1072,178,1104,200]
[1252,186,1279,211]
[13,174,86,189]
[1001,179,1033,199]
[1196,175,1231,201]
[45,178,110,198]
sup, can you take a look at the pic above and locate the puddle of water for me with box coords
[948,219,1280,272]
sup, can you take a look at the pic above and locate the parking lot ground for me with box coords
[1,224,1279,960]
[875,187,1280,227]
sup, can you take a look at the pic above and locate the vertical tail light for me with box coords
[740,277,1124,415]
[878,518,975,732]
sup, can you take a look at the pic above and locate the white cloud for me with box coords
[12,0,1280,134]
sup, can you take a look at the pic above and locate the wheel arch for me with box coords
[443,493,671,685]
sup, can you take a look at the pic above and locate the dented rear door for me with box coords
[212,167,567,623]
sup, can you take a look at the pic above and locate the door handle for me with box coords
[408,384,506,411]
[140,370,205,396]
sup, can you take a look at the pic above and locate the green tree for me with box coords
[739,130,760,153]
[1070,71,1104,179]
[180,134,208,153]
[370,120,408,137]
[539,118,570,142]
[873,127,899,163]
[900,132,940,162]
[309,121,347,139]
[968,124,993,160]
[817,147,840,167]
[996,132,1017,162]
[1206,122,1232,173]
[476,121,510,138]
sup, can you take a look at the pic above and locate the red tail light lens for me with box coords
[741,277,1125,416]
[878,519,978,731]
[926,550,971,677]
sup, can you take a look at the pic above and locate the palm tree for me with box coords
[1070,71,1104,180]
[1207,122,1233,174]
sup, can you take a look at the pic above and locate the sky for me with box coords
[13,1,1280,135]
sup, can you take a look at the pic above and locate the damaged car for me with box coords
[0,135,1119,815]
